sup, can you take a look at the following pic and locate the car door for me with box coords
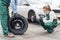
[17,0,30,18]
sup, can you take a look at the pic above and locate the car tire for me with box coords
[30,15,36,22]
[9,14,28,35]
[28,10,36,22]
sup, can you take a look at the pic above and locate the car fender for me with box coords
[28,6,42,20]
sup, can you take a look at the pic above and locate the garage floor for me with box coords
[0,22,60,40]
[0,6,60,40]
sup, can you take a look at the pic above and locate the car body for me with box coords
[17,0,60,22]
[51,0,60,19]
[17,0,43,22]
[52,8,60,19]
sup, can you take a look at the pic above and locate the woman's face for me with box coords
[43,8,48,13]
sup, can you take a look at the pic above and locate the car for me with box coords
[52,8,60,20]
[17,0,60,22]
[49,0,60,19]
[17,0,43,22]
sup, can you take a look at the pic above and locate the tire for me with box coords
[28,10,36,22]
[9,14,28,35]
[30,15,36,22]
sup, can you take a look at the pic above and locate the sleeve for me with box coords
[49,11,58,22]
[50,11,57,19]
[50,11,58,27]
[52,19,58,28]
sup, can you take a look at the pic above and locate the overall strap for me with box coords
[46,12,50,20]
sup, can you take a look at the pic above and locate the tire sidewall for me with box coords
[9,14,28,35]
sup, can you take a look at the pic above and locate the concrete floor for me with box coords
[0,6,60,40]
[0,22,60,40]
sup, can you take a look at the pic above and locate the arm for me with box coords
[52,19,58,28]
[50,11,58,27]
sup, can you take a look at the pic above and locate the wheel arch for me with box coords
[28,9,36,19]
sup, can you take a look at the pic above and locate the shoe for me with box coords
[4,33,15,38]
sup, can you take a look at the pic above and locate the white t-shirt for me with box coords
[43,11,57,23]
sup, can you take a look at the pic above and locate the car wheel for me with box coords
[30,15,36,22]
[28,10,36,22]
[9,14,28,35]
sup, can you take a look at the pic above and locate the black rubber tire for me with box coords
[28,10,36,22]
[9,14,28,35]
[30,15,36,22]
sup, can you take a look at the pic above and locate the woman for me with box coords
[39,5,58,33]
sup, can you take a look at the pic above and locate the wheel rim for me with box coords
[11,19,24,30]
[31,15,35,22]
